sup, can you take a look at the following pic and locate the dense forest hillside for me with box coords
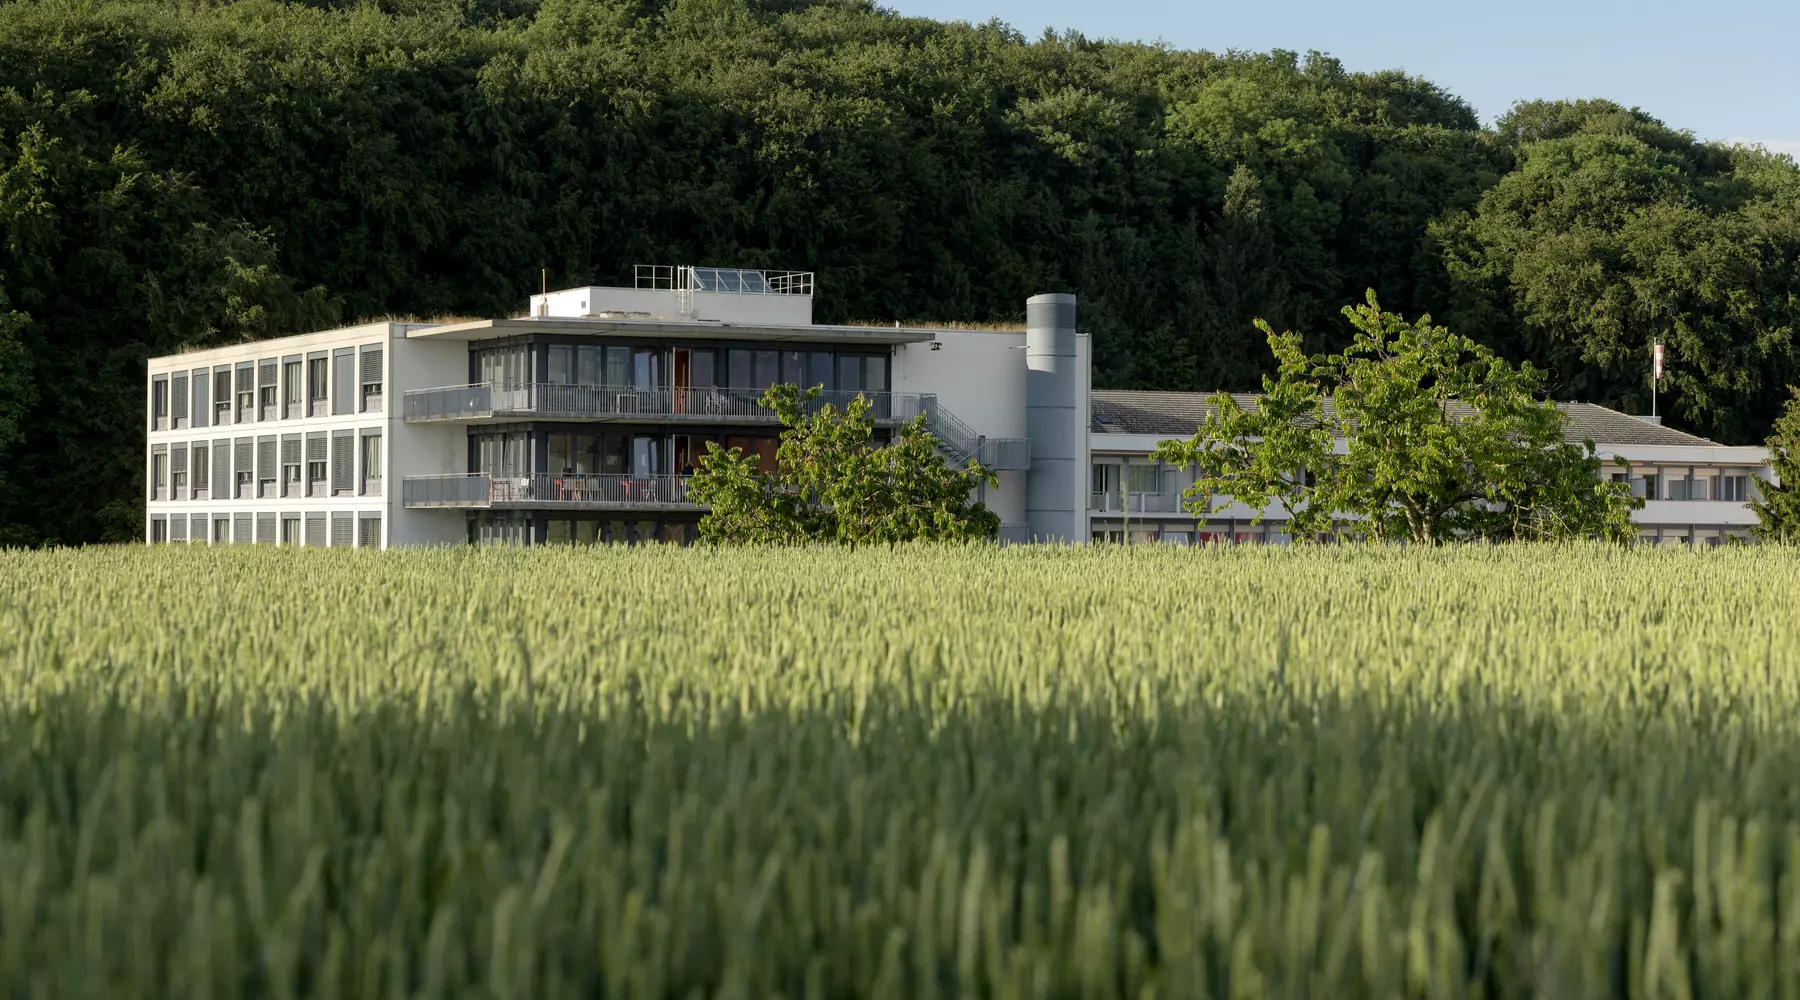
[2,0,1798,543]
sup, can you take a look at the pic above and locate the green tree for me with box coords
[1152,292,1641,543]
[687,384,999,544]
[1750,387,1800,541]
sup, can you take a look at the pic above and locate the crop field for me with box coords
[2,544,1800,997]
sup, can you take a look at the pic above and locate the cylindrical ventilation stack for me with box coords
[1025,293,1078,542]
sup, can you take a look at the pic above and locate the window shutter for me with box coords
[281,434,301,467]
[330,511,354,547]
[236,364,255,422]
[234,438,254,496]
[150,444,167,499]
[359,345,384,412]
[171,374,188,425]
[331,430,354,495]
[190,514,207,543]
[191,440,209,497]
[171,443,188,496]
[257,436,277,495]
[256,512,276,544]
[332,349,355,415]
[170,515,187,542]
[358,513,382,549]
[211,439,231,498]
[259,359,278,420]
[233,513,253,544]
[192,370,210,428]
[304,511,327,547]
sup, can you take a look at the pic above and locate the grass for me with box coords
[1,542,1797,997]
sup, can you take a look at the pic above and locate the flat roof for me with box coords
[1091,390,1726,448]
[406,316,940,345]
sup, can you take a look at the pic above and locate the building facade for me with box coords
[143,271,1774,547]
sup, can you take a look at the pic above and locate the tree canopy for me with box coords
[1751,389,1800,542]
[0,0,1795,543]
[1151,293,1642,544]
[686,384,999,544]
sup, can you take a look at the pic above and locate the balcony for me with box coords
[403,473,698,510]
[403,383,927,425]
[1090,491,1186,514]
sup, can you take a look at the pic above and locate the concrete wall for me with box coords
[387,329,472,546]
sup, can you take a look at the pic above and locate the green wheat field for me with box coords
[3,543,1799,997]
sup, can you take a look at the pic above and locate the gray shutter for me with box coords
[332,349,355,415]
[171,374,188,426]
[236,364,255,422]
[171,443,188,497]
[151,376,168,430]
[150,443,167,499]
[149,516,167,543]
[191,514,207,542]
[233,513,253,544]
[281,434,301,496]
[211,439,231,498]
[307,432,328,495]
[259,359,278,420]
[359,345,384,412]
[191,369,209,428]
[304,511,327,546]
[213,366,231,423]
[170,515,187,542]
[256,512,277,544]
[283,355,303,418]
[191,440,209,498]
[358,513,382,548]
[330,511,354,547]
[331,430,354,495]
[257,436,277,495]
[234,437,254,497]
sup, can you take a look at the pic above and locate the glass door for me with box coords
[673,348,690,413]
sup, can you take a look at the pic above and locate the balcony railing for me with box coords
[404,473,697,509]
[404,383,927,424]
[1090,491,1186,514]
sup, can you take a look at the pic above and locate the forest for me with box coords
[2,0,1798,544]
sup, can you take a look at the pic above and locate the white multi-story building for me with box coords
[143,271,1774,547]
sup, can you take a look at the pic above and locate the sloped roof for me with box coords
[1090,390,1719,447]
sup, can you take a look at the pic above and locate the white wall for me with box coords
[895,328,1029,526]
[531,286,813,326]
[387,330,473,546]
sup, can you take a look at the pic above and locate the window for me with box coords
[213,366,232,423]
[234,438,254,498]
[1690,477,1710,501]
[331,430,355,495]
[152,377,169,430]
[235,364,255,423]
[281,435,302,497]
[281,514,301,545]
[727,349,751,389]
[330,511,354,548]
[256,512,277,545]
[192,369,210,428]
[307,356,329,416]
[358,513,381,549]
[752,349,777,390]
[690,349,716,389]
[838,355,862,393]
[1127,464,1161,494]
[1666,477,1690,501]
[1719,475,1752,502]
[306,433,328,497]
[150,516,167,543]
[234,513,253,544]
[576,345,603,386]
[151,447,168,500]
[190,514,207,543]
[212,517,230,544]
[304,511,327,547]
[171,443,188,499]
[257,436,278,498]
[259,359,278,420]
[192,443,210,499]
[171,374,188,430]
[1632,473,1658,500]
[170,516,188,543]
[332,349,355,415]
[361,431,382,495]
[360,345,383,412]
[210,439,230,499]
[1092,463,1119,496]
[283,359,302,418]
[547,344,572,385]
[806,351,833,391]
[780,350,804,386]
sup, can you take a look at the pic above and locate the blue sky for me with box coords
[886,0,1800,154]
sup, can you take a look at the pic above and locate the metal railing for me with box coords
[404,383,926,424]
[917,395,1030,470]
[1090,491,1185,514]
[404,473,697,509]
